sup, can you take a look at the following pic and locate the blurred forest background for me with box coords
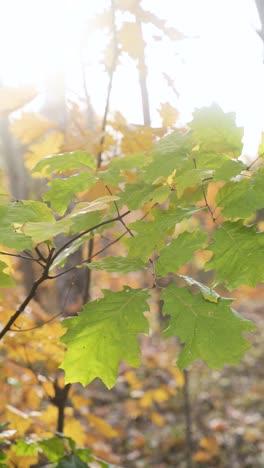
[1,0,264,467]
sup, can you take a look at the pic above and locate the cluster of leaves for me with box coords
[0,422,118,467]
[0,103,261,391]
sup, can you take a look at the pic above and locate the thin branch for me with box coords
[106,185,135,236]
[246,152,264,171]
[201,185,216,222]
[9,310,63,332]
[149,258,157,287]
[51,210,130,264]
[49,231,127,280]
[193,157,215,222]
[0,248,54,340]
[0,250,44,266]
[82,237,94,303]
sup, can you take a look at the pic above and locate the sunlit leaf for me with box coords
[24,131,64,171]
[159,102,179,127]
[189,104,243,157]
[43,172,96,215]
[32,151,95,175]
[60,288,149,388]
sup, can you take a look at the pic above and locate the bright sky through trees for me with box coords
[0,0,262,153]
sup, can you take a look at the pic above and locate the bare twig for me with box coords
[106,185,135,236]
[0,250,44,267]
[246,152,264,171]
[51,211,130,264]
[49,231,127,280]
[0,248,54,340]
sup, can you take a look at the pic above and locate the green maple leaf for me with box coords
[43,172,96,215]
[175,168,211,197]
[205,221,264,289]
[162,285,255,369]
[216,170,264,219]
[120,180,170,209]
[190,104,243,157]
[32,151,95,175]
[156,230,207,275]
[126,207,196,261]
[60,288,149,388]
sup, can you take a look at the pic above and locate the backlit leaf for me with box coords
[24,131,64,171]
[32,151,95,175]
[159,102,179,127]
[43,172,96,215]
[60,288,150,388]
[189,104,243,157]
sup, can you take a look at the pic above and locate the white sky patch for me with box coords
[0,0,263,154]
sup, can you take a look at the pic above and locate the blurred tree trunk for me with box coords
[0,81,35,294]
[42,70,86,316]
[255,0,264,44]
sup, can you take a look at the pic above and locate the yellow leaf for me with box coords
[24,131,64,172]
[0,86,37,114]
[125,400,142,419]
[10,112,56,144]
[7,450,38,468]
[42,381,55,399]
[38,405,57,431]
[151,412,165,426]
[64,418,86,446]
[5,405,32,435]
[168,366,185,387]
[192,450,213,462]
[71,394,92,409]
[25,387,41,410]
[80,178,109,202]
[200,436,219,455]
[24,132,64,173]
[124,370,142,390]
[159,102,179,127]
[118,22,145,59]
[121,125,162,154]
[86,414,119,439]
[140,387,171,408]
